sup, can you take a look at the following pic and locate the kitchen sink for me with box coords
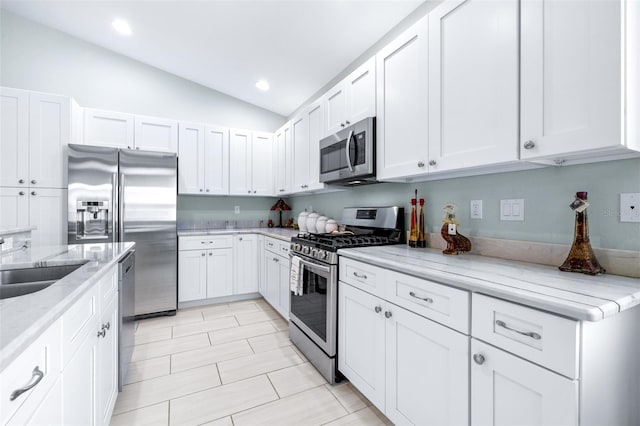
[0,263,87,299]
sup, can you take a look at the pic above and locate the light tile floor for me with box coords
[111,298,392,426]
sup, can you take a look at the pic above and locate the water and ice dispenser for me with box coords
[75,201,109,239]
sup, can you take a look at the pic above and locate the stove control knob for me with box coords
[310,248,318,258]
[319,251,327,260]
[302,246,310,255]
[292,243,300,252]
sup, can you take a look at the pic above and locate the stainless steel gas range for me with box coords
[288,206,404,384]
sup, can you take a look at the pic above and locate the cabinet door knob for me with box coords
[523,140,536,150]
[254,190,257,194]
[206,189,210,192]
[428,160,436,166]
[19,191,25,196]
[239,237,243,241]
[18,179,25,184]
[136,147,140,150]
[340,123,345,127]
[374,306,382,313]
[384,311,392,319]
[31,179,37,184]
[31,191,37,196]
[201,253,205,256]
[473,353,485,365]
[209,252,212,256]
[345,120,351,125]
[248,190,251,194]
[127,146,132,149]
[97,329,106,338]
[417,161,425,168]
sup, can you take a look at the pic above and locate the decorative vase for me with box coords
[297,211,309,233]
[306,212,319,234]
[316,216,328,233]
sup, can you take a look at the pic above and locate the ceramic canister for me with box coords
[325,219,338,233]
[306,212,319,233]
[316,216,328,233]
[297,211,309,232]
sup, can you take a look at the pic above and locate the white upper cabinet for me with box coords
[292,114,309,191]
[134,115,178,153]
[428,0,519,172]
[251,131,274,196]
[274,123,292,195]
[325,57,376,136]
[306,99,325,191]
[178,123,229,195]
[229,129,273,196]
[84,108,134,149]
[376,16,429,181]
[1,88,76,189]
[520,0,637,162]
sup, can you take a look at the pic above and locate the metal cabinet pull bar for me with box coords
[495,320,541,340]
[352,272,367,279]
[409,291,433,304]
[10,366,44,401]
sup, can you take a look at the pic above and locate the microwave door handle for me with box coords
[296,256,332,275]
[345,130,354,172]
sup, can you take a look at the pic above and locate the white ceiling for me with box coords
[1,1,423,116]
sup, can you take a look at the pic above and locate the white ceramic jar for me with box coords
[306,212,319,234]
[297,211,309,232]
[325,219,338,233]
[316,216,328,233]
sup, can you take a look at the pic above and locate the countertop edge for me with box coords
[177,228,297,242]
[0,243,135,372]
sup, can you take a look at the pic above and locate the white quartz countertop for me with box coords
[0,226,36,236]
[338,245,640,322]
[0,242,135,372]
[178,228,298,242]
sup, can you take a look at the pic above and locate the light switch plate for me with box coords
[470,200,483,219]
[620,193,640,222]
[500,199,525,221]
[234,206,240,214]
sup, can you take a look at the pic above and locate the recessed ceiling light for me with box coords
[112,18,132,36]
[255,80,270,91]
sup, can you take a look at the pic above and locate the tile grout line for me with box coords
[264,372,282,400]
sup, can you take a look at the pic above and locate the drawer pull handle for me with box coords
[97,329,106,338]
[409,291,433,304]
[10,366,44,401]
[273,257,279,263]
[473,353,486,365]
[495,320,541,340]
[353,272,367,280]
[374,306,382,313]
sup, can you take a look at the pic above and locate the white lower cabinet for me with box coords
[207,248,234,298]
[234,234,258,294]
[262,237,290,319]
[471,339,578,426]
[338,282,468,425]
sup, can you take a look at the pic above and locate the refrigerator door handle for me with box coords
[119,173,125,240]
[112,173,118,243]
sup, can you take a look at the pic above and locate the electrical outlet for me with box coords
[470,200,483,219]
[500,199,524,221]
[234,206,240,214]
[620,193,640,222]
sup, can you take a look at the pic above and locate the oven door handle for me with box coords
[345,130,354,172]
[295,256,332,275]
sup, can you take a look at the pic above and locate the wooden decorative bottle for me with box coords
[418,198,426,248]
[559,192,605,275]
[440,204,471,255]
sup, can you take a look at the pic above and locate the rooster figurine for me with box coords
[440,204,472,255]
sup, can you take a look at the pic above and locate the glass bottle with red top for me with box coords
[409,198,418,248]
[418,198,426,248]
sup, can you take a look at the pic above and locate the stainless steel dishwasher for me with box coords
[119,250,135,390]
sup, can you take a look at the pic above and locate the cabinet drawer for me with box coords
[385,272,470,334]
[339,258,384,295]
[265,237,290,256]
[180,235,233,250]
[0,319,62,425]
[62,284,99,367]
[472,293,579,379]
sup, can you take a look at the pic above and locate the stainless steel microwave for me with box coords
[319,117,376,185]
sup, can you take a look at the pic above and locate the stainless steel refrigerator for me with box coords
[67,144,177,317]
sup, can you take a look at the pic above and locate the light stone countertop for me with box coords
[338,245,640,322]
[0,226,36,236]
[177,228,299,242]
[0,242,135,372]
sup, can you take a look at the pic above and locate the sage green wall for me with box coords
[178,195,290,228]
[288,158,640,251]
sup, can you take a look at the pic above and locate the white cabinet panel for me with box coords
[204,125,229,195]
[29,188,67,247]
[274,124,292,195]
[229,129,252,195]
[10,378,62,426]
[471,339,578,426]
[96,297,118,426]
[376,16,429,180]
[346,57,376,125]
[29,93,70,188]
[428,0,518,172]
[84,109,134,149]
[178,123,205,194]
[62,329,97,426]
[134,115,178,153]
[521,0,621,160]
[206,248,234,298]
[0,88,29,187]
[277,256,290,320]
[306,99,325,191]
[292,115,309,191]
[234,234,258,294]
[338,283,386,409]
[178,249,208,303]
[0,187,29,230]
[264,251,280,308]
[325,83,346,136]
[385,304,468,426]
[251,132,273,196]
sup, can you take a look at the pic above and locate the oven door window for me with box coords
[290,264,328,342]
